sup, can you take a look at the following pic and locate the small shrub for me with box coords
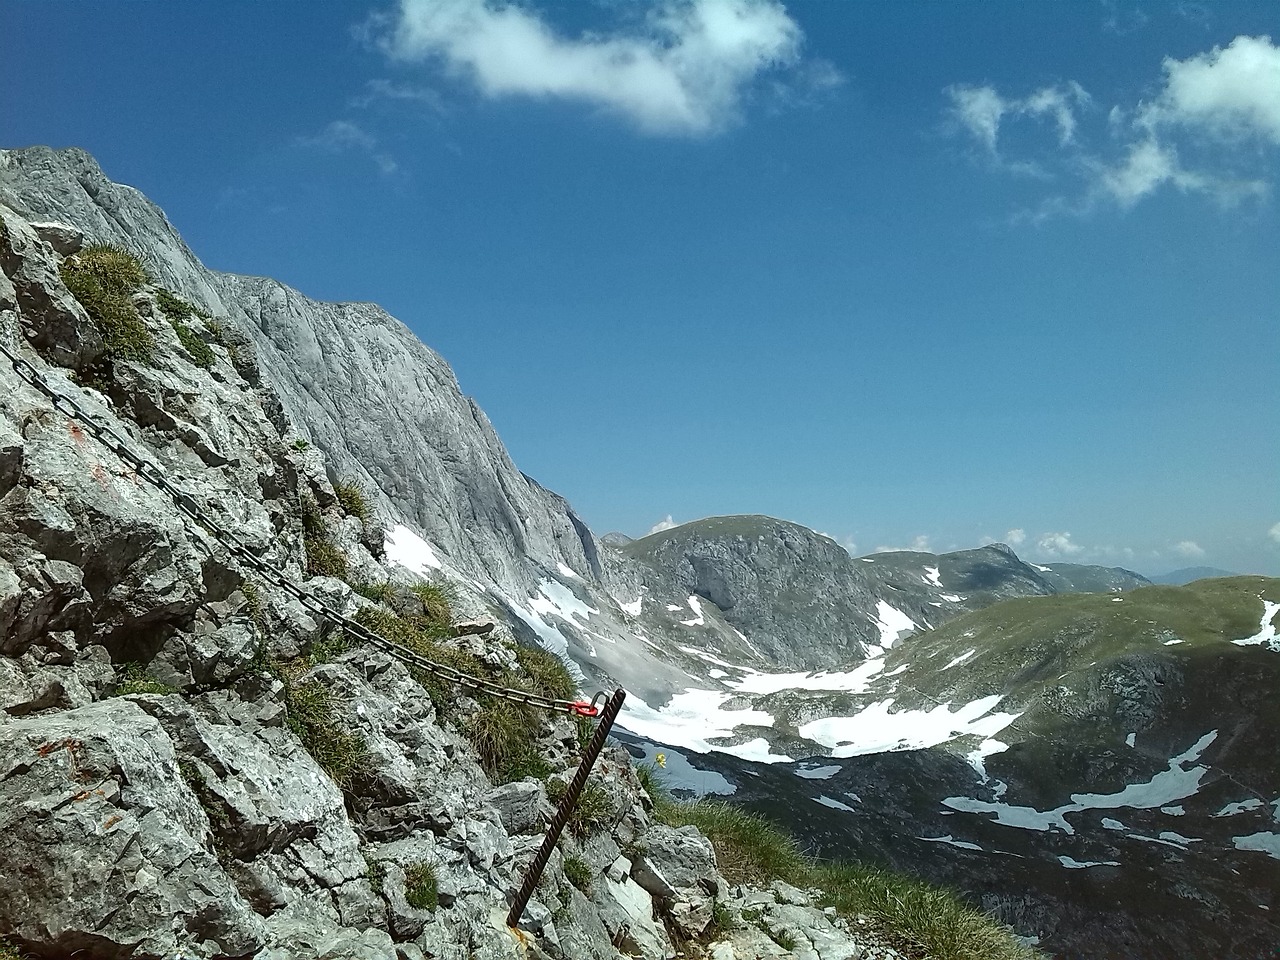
[155,287,195,322]
[365,858,387,888]
[563,854,594,894]
[60,243,155,364]
[112,663,176,697]
[293,438,310,451]
[334,479,372,523]
[173,320,215,368]
[202,315,226,343]
[404,861,439,911]
[280,672,368,787]
[708,897,734,936]
[0,939,30,960]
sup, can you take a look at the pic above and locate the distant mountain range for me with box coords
[1151,566,1238,585]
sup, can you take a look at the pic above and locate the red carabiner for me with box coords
[569,701,600,718]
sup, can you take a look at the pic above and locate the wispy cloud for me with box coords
[298,120,399,175]
[1173,540,1206,559]
[945,34,1280,216]
[375,0,808,135]
[874,534,933,554]
[1268,521,1280,545]
[350,78,449,114]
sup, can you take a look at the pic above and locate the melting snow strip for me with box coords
[1233,599,1280,652]
[814,795,857,813]
[385,524,444,573]
[556,562,580,580]
[1058,856,1119,869]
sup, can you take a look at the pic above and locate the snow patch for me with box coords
[940,593,965,603]
[919,834,984,851]
[942,730,1218,834]
[799,695,1021,759]
[1058,856,1119,869]
[708,668,727,679]
[619,596,643,617]
[814,795,857,813]
[1101,818,1128,831]
[966,739,1009,780]
[1215,799,1264,817]
[1233,600,1280,652]
[621,690,790,763]
[556,562,580,580]
[666,604,683,612]
[385,524,443,573]
[1126,733,1136,748]
[730,658,885,695]
[884,664,909,677]
[794,764,842,780]
[529,579,598,627]
[873,601,917,648]
[1160,806,1185,816]
[924,566,942,587]
[1030,563,1052,572]
[1233,832,1280,860]
[679,595,706,626]
[1163,638,1184,645]
[943,649,977,670]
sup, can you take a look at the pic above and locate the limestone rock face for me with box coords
[0,699,268,958]
[0,146,600,593]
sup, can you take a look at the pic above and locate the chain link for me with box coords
[0,339,601,718]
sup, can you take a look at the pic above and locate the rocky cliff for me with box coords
[0,183,902,959]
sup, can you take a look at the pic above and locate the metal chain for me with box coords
[0,339,602,718]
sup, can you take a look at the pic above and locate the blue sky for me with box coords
[5,0,1278,575]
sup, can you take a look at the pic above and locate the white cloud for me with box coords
[351,78,449,113]
[648,515,679,535]
[1037,531,1084,557]
[380,0,804,135]
[1268,521,1280,545]
[1004,528,1027,546]
[1139,35,1280,144]
[946,34,1280,214]
[1173,540,1206,559]
[298,120,399,174]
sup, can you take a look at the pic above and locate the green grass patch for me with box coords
[300,493,349,579]
[277,667,368,787]
[641,764,1037,960]
[354,580,396,604]
[155,287,195,322]
[111,663,176,697]
[334,479,372,523]
[0,940,30,960]
[513,643,578,702]
[404,861,439,911]
[173,320,215,367]
[547,777,615,838]
[410,581,454,625]
[60,243,154,364]
[563,854,594,894]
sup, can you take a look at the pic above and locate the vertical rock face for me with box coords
[0,146,599,591]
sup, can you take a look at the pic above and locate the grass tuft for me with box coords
[547,777,615,838]
[404,861,439,911]
[410,581,454,625]
[513,643,577,703]
[333,479,372,523]
[112,663,176,697]
[278,668,368,787]
[60,243,154,364]
[563,854,594,894]
[173,320,215,368]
